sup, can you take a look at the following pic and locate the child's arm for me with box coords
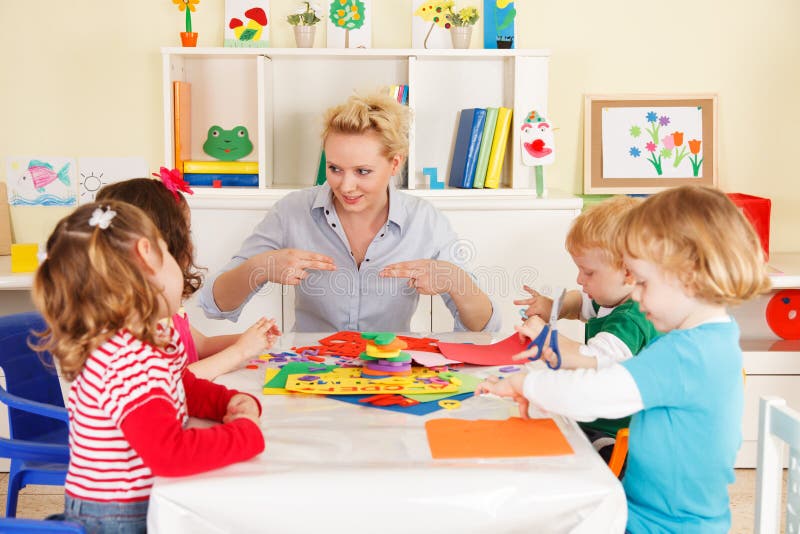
[477,365,644,422]
[188,318,281,380]
[511,318,599,369]
[515,287,584,321]
[118,370,265,477]
[191,327,240,359]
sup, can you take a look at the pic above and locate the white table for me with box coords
[148,332,627,534]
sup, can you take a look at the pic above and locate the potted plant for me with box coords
[173,0,200,47]
[445,5,479,49]
[287,2,323,48]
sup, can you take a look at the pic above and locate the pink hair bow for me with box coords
[153,166,193,201]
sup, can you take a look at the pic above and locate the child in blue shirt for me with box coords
[479,185,771,533]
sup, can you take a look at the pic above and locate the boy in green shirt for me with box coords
[515,196,659,464]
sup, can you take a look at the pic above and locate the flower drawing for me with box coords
[688,139,703,177]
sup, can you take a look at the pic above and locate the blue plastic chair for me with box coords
[0,517,84,533]
[0,312,69,518]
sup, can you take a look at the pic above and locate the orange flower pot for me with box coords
[180,32,198,47]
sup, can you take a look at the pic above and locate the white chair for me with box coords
[755,396,800,533]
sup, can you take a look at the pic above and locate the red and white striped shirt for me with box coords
[65,327,264,502]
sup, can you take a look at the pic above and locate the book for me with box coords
[448,109,486,189]
[483,107,513,189]
[173,81,191,170]
[462,109,486,189]
[472,107,498,189]
[183,161,258,174]
[183,173,258,187]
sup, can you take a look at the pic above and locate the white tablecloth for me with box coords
[148,333,626,534]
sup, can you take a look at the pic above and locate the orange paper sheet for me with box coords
[425,417,574,459]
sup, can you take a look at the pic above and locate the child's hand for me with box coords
[475,373,530,419]
[508,319,546,361]
[514,285,554,320]
[223,394,260,426]
[234,317,281,362]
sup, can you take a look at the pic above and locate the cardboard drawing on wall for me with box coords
[412,1,452,49]
[6,157,76,206]
[202,126,254,161]
[327,0,371,48]
[77,157,148,204]
[483,0,515,49]
[225,0,270,47]
[520,110,555,197]
[0,183,11,255]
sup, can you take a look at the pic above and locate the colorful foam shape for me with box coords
[437,333,528,366]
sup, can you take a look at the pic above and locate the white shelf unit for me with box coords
[734,252,800,467]
[161,47,550,191]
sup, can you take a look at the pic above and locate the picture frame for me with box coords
[583,94,717,194]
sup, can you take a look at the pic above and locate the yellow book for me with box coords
[183,161,259,174]
[483,107,512,189]
[173,81,191,170]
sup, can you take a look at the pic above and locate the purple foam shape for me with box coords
[365,361,412,373]
[499,366,520,373]
[298,375,319,381]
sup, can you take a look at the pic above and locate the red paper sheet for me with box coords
[425,417,574,459]
[437,333,528,365]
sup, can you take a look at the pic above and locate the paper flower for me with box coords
[173,0,200,33]
[153,166,193,201]
[88,207,117,230]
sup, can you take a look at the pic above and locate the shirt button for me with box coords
[325,209,330,215]
[332,223,337,228]
[365,258,370,262]
[380,233,385,237]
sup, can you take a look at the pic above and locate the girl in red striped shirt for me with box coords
[33,201,266,533]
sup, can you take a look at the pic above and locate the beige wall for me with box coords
[1,0,798,251]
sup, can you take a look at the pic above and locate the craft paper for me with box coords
[403,372,481,402]
[6,157,76,206]
[224,0,270,47]
[330,392,473,416]
[483,0,515,49]
[263,362,338,394]
[602,106,704,179]
[327,0,371,48]
[411,0,452,49]
[425,417,574,459]
[437,333,528,366]
[285,372,458,395]
[77,157,148,204]
[409,350,460,367]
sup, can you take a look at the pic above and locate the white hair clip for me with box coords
[88,207,116,230]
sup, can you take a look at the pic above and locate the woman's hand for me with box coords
[380,259,457,295]
[513,285,553,320]
[255,249,336,285]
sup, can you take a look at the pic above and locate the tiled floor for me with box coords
[0,469,772,530]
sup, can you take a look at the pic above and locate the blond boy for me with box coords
[515,196,659,461]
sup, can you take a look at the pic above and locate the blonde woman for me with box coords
[200,93,499,332]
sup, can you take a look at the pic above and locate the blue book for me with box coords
[183,173,259,187]
[462,109,486,188]
[449,109,484,188]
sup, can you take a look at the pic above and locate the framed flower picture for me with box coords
[583,94,718,194]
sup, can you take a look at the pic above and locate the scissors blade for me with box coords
[550,287,566,326]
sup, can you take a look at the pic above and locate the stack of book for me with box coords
[448,107,513,189]
[173,81,259,187]
[182,161,259,187]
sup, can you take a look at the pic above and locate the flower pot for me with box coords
[450,26,473,49]
[180,31,198,47]
[293,25,316,48]
[497,37,514,49]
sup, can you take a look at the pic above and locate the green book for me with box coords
[472,107,498,188]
